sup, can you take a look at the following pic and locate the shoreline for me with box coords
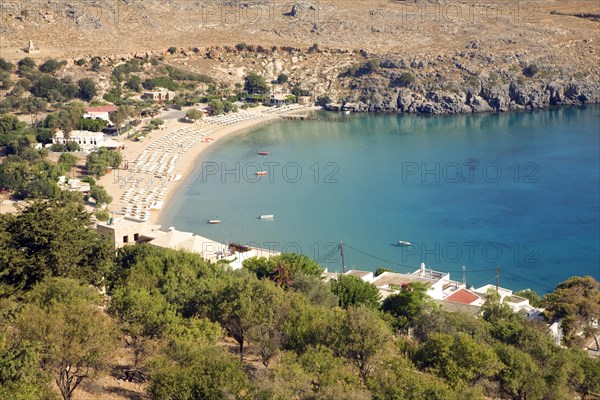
[150,114,281,225]
[98,106,319,227]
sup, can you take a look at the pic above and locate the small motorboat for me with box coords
[259,214,274,220]
[256,171,268,176]
[207,219,221,224]
[258,151,269,156]
[398,240,412,247]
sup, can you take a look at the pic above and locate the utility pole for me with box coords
[462,265,466,286]
[495,266,500,291]
[340,241,346,274]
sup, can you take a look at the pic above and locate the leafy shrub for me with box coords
[39,59,66,73]
[316,95,331,107]
[142,76,179,91]
[523,64,539,78]
[392,72,416,88]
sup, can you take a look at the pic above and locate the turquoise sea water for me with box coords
[159,106,600,292]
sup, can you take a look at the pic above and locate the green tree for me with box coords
[392,72,416,88]
[381,282,434,333]
[149,339,250,399]
[365,59,380,72]
[21,97,47,125]
[78,117,107,132]
[290,273,339,308]
[414,333,501,390]
[481,288,514,323]
[0,341,56,400]
[110,106,129,133]
[494,343,545,400]
[214,272,279,358]
[39,59,65,73]
[17,58,36,74]
[523,64,539,78]
[0,197,113,294]
[244,72,269,94]
[374,267,393,277]
[336,305,392,382]
[56,102,85,136]
[276,73,288,84]
[515,289,543,308]
[14,278,117,400]
[58,153,77,170]
[125,75,142,92]
[544,276,600,347]
[369,356,458,400]
[185,108,204,121]
[89,184,112,207]
[65,141,80,152]
[77,78,97,101]
[243,253,323,285]
[261,346,369,399]
[207,99,224,115]
[109,285,177,367]
[248,287,289,367]
[330,274,381,309]
[0,71,11,90]
[0,58,15,72]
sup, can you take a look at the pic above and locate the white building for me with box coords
[83,106,118,123]
[53,130,104,151]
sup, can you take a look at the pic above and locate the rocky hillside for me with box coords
[2,0,599,114]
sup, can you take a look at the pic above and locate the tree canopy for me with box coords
[244,72,269,94]
[330,274,381,309]
[0,197,113,294]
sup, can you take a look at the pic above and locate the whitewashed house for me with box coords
[53,130,104,151]
[83,106,118,123]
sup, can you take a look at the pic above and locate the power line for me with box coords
[342,243,499,274]
[501,269,555,291]
[315,246,340,264]
[342,243,421,272]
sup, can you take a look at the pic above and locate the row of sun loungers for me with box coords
[116,106,309,221]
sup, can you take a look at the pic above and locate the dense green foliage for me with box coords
[331,274,381,309]
[29,76,77,102]
[0,194,598,399]
[244,72,269,94]
[38,59,66,74]
[77,78,97,101]
[143,76,179,91]
[185,108,204,120]
[0,198,113,295]
[85,147,123,177]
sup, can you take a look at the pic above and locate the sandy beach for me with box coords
[98,106,316,226]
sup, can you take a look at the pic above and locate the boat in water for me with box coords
[259,214,274,220]
[258,151,269,155]
[207,219,221,224]
[256,171,268,176]
[398,240,412,246]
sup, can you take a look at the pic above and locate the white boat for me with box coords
[345,110,351,115]
[207,219,221,224]
[259,215,274,220]
[398,240,412,246]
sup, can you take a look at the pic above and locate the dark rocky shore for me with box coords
[326,80,600,115]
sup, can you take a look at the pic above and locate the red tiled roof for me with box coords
[85,106,118,113]
[444,288,480,305]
